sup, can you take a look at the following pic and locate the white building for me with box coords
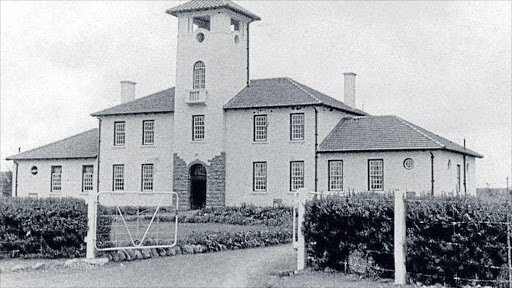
[7,0,482,208]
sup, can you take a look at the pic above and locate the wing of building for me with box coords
[6,0,483,206]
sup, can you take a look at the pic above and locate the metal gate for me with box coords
[87,191,179,255]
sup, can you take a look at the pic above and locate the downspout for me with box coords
[314,107,318,192]
[430,152,435,196]
[96,118,102,193]
[13,160,18,197]
[463,139,467,195]
[246,22,250,87]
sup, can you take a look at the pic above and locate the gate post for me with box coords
[296,188,308,271]
[86,191,97,259]
[394,189,407,285]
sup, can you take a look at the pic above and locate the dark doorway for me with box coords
[190,164,207,209]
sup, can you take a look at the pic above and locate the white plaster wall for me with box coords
[317,150,477,196]
[14,158,96,201]
[173,9,250,164]
[98,113,174,193]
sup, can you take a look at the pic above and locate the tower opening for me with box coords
[189,164,207,209]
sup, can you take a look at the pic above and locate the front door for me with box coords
[190,164,207,209]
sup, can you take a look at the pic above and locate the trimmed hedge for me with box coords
[1,197,89,258]
[303,195,511,286]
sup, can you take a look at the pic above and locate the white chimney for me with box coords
[120,81,136,104]
[343,72,356,108]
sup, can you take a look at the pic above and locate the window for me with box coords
[368,160,384,191]
[253,115,267,142]
[456,164,461,194]
[143,120,155,145]
[82,165,94,192]
[253,162,267,192]
[290,161,304,191]
[230,18,240,32]
[193,61,206,89]
[193,16,210,31]
[113,165,124,191]
[142,164,154,192]
[51,166,62,192]
[192,115,205,141]
[290,113,304,140]
[329,161,343,191]
[114,121,126,146]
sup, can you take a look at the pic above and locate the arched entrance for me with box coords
[189,164,207,209]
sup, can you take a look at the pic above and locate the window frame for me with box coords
[290,161,305,192]
[328,160,343,191]
[114,121,126,146]
[142,120,155,146]
[290,113,305,141]
[112,164,125,191]
[192,115,205,141]
[193,61,206,89]
[50,165,62,192]
[253,162,267,192]
[368,159,384,191]
[82,165,94,192]
[253,114,268,142]
[141,164,154,192]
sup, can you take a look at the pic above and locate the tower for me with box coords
[167,0,260,208]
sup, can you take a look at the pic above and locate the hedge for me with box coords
[1,197,89,258]
[303,195,511,286]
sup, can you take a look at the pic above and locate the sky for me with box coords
[1,1,511,188]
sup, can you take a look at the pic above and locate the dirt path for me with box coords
[0,245,296,288]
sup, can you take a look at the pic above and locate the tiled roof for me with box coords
[224,78,367,116]
[166,0,261,21]
[6,129,99,160]
[91,88,175,117]
[319,116,483,158]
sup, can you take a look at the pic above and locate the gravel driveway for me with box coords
[1,245,295,288]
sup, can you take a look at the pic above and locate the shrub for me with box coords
[303,195,511,286]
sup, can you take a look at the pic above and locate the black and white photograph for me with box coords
[1,0,511,287]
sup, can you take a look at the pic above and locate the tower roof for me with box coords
[166,0,261,21]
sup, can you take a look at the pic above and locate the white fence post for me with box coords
[296,188,308,271]
[86,191,97,259]
[394,189,407,285]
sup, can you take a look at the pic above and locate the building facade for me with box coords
[7,0,483,208]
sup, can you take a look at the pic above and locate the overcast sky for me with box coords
[1,1,511,188]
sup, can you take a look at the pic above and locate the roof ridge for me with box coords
[6,128,98,160]
[393,116,445,148]
[285,78,322,104]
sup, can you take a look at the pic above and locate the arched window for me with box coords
[193,61,206,89]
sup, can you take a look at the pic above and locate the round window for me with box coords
[31,166,38,175]
[196,33,205,43]
[234,35,240,44]
[403,158,414,170]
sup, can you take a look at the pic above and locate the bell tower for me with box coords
[167,0,260,208]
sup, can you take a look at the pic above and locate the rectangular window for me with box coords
[142,164,154,192]
[113,165,124,191]
[253,115,267,142]
[329,161,343,191]
[368,160,384,191]
[193,16,210,31]
[230,18,240,32]
[290,161,304,191]
[253,162,267,192]
[456,164,461,194]
[82,165,94,192]
[51,166,62,192]
[192,115,205,141]
[143,120,155,145]
[290,113,305,140]
[114,121,126,146]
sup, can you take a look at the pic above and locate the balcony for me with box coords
[185,89,207,105]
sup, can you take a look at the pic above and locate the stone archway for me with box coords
[189,164,207,209]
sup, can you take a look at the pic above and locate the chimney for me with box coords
[343,72,356,108]
[120,81,136,104]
